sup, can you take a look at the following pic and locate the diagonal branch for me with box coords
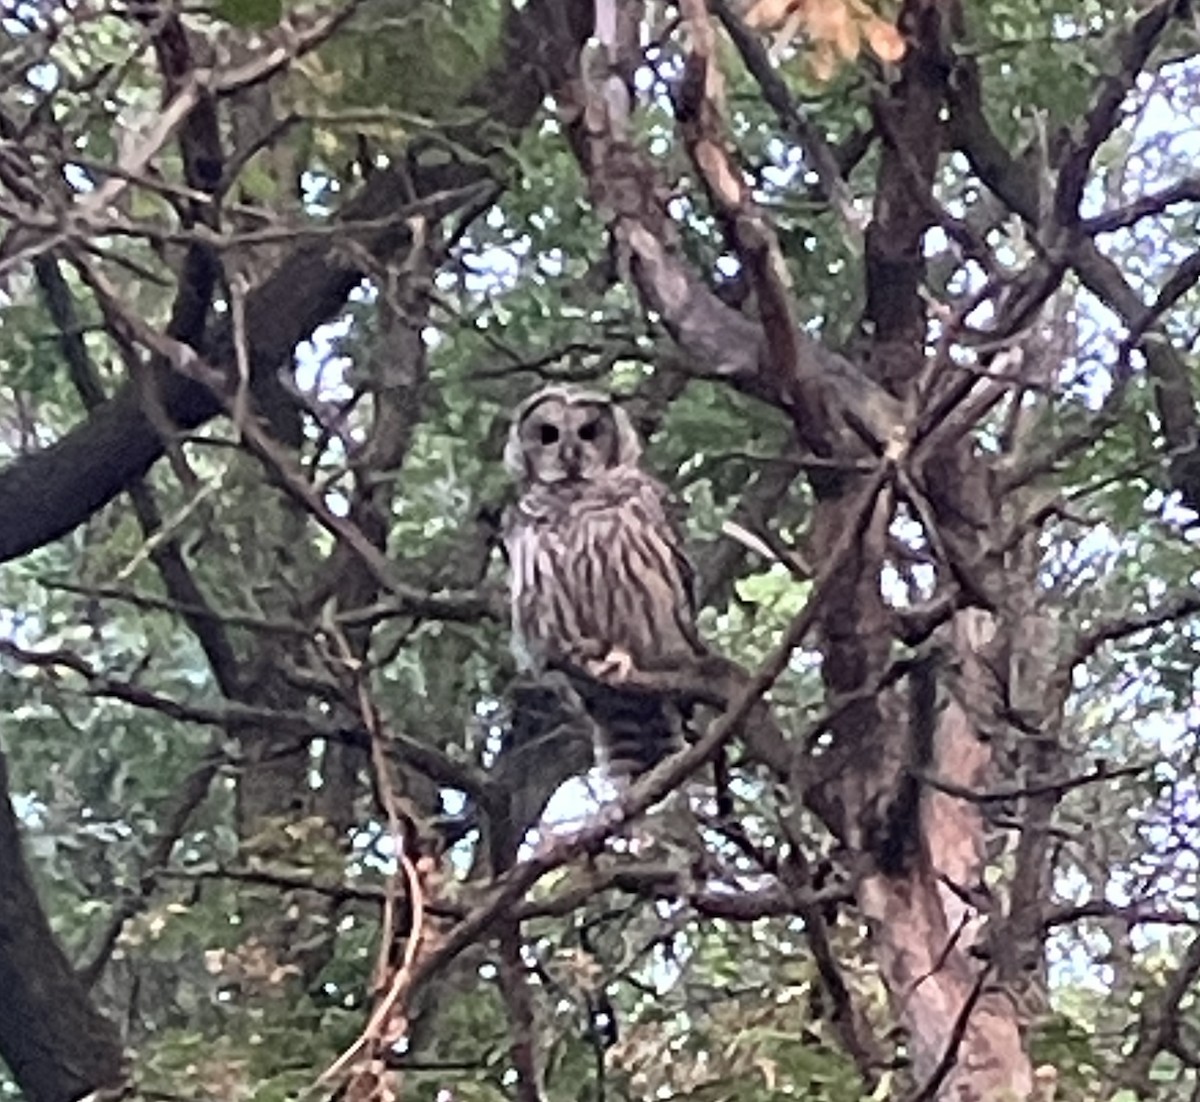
[1132,250,1200,342]
[948,53,1200,511]
[0,0,364,277]
[900,964,992,1102]
[709,0,866,242]
[0,0,594,566]
[34,256,243,694]
[1079,175,1200,236]
[1121,934,1200,1091]
[1055,588,1200,694]
[563,1,900,458]
[77,749,224,987]
[675,0,806,406]
[1052,0,1187,228]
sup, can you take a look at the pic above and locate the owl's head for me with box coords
[504,386,642,486]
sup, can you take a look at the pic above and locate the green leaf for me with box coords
[216,0,282,28]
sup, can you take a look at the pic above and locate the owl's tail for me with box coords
[572,679,688,779]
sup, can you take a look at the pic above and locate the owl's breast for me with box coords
[505,482,701,672]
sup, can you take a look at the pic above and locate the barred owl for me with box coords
[503,386,706,776]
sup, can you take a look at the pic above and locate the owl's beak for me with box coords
[561,442,582,478]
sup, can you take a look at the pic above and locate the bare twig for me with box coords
[38,579,310,637]
[0,0,365,275]
[1080,175,1200,236]
[1053,0,1186,227]
[919,759,1155,805]
[318,625,430,1089]
[1059,589,1200,683]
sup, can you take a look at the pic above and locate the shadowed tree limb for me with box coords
[675,0,809,409]
[1079,175,1200,236]
[0,0,593,565]
[1052,0,1187,228]
[0,753,126,1102]
[947,42,1200,510]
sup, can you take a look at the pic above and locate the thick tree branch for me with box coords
[0,753,125,1102]
[562,4,901,458]
[861,0,950,395]
[0,0,593,565]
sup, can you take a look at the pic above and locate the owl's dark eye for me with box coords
[538,423,560,445]
[578,420,599,442]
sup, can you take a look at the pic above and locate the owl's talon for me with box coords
[586,647,635,683]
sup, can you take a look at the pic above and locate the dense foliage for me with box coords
[0,1,1198,1100]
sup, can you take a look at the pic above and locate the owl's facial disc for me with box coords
[523,400,617,483]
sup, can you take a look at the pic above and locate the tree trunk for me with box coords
[0,753,125,1102]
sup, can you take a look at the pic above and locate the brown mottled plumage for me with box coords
[503,386,705,776]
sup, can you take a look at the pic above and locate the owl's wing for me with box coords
[498,498,530,561]
[631,471,707,659]
[504,489,603,674]
[501,499,541,671]
[663,487,699,620]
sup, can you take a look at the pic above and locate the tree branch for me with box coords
[0,0,593,565]
[948,51,1200,510]
[710,0,866,242]
[0,753,125,1102]
[562,3,901,458]
[1052,0,1186,228]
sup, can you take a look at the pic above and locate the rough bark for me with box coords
[796,3,1035,1096]
[0,753,125,1102]
[558,1,1038,1092]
